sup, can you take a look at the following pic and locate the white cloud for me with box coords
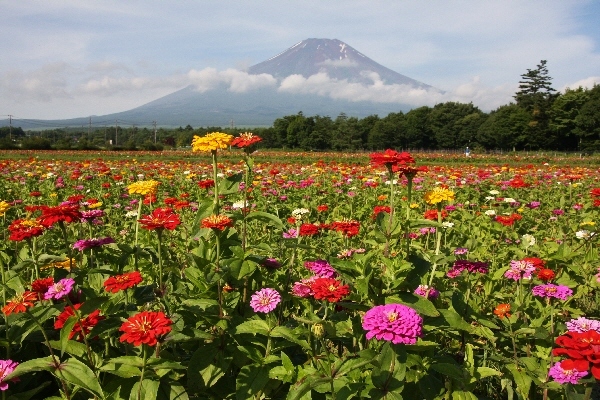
[318,59,359,68]
[186,68,277,93]
[561,77,600,91]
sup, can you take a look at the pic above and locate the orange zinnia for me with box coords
[493,303,511,319]
[201,214,234,230]
[2,291,38,315]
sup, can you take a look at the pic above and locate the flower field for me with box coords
[0,136,599,399]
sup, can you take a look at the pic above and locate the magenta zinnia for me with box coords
[362,303,423,344]
[532,284,573,300]
[44,278,75,300]
[249,288,281,313]
[0,359,19,391]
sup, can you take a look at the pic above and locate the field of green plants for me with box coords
[0,133,599,400]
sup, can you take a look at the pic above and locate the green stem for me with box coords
[211,150,220,214]
[133,199,143,271]
[65,298,98,378]
[157,229,164,294]
[215,232,223,318]
[137,345,148,400]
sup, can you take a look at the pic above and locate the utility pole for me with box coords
[8,115,12,140]
[115,120,118,146]
[153,120,157,143]
[88,117,91,139]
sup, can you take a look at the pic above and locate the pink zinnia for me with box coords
[73,237,115,251]
[532,284,573,301]
[291,277,317,298]
[504,260,535,281]
[362,304,423,344]
[249,288,281,313]
[44,278,75,300]
[566,317,600,333]
[0,359,18,391]
[304,260,337,278]
[414,285,439,300]
[548,359,588,384]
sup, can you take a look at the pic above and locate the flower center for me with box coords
[387,312,398,322]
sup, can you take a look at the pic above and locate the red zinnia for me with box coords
[31,277,55,296]
[231,132,262,148]
[38,205,82,228]
[197,179,215,189]
[104,271,143,293]
[372,206,391,219]
[553,330,600,379]
[201,214,234,230]
[493,303,511,319]
[54,303,104,341]
[423,209,448,221]
[119,311,172,347]
[299,223,320,236]
[494,213,522,226]
[8,218,44,241]
[394,165,428,177]
[537,268,556,282]
[2,291,38,315]
[317,204,329,212]
[138,207,181,230]
[369,149,415,169]
[522,257,546,270]
[310,278,350,303]
[589,188,600,198]
[330,220,360,237]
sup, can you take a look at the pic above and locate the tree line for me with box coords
[2,61,600,152]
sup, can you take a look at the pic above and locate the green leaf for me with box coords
[430,363,465,381]
[451,390,478,400]
[59,316,79,357]
[59,357,105,399]
[236,364,270,400]
[270,326,310,350]
[235,319,270,336]
[506,364,532,399]
[245,211,284,229]
[286,374,331,400]
[438,309,473,332]
[129,379,159,400]
[386,294,439,317]
[5,356,55,379]
[4,381,51,400]
[475,367,502,380]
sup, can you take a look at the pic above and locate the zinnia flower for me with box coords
[249,288,281,313]
[38,205,82,228]
[191,132,234,152]
[104,271,143,293]
[197,179,215,189]
[310,278,350,302]
[548,359,589,384]
[330,220,360,237]
[424,187,455,205]
[54,303,104,341]
[504,260,535,281]
[304,260,337,278]
[493,303,511,319]
[127,180,160,196]
[8,218,44,241]
[369,149,415,169]
[0,359,19,391]
[299,223,320,236]
[138,207,181,230]
[2,291,38,315]
[0,201,10,216]
[291,277,317,298]
[31,277,54,296]
[44,278,76,300]
[414,285,439,299]
[73,237,115,251]
[532,284,573,300]
[231,132,262,148]
[362,303,423,344]
[566,317,600,334]
[447,260,489,278]
[119,311,172,346]
[201,214,234,230]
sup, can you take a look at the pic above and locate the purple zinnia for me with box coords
[504,260,535,281]
[453,247,469,256]
[362,304,423,344]
[532,283,573,300]
[249,288,281,313]
[447,260,489,278]
[44,278,75,300]
[261,258,281,269]
[414,285,439,300]
[532,284,573,300]
[566,317,600,333]
[548,360,588,384]
[80,209,104,222]
[304,260,337,278]
[0,359,18,391]
[527,201,541,209]
[73,237,115,251]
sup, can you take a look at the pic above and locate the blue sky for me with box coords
[1,0,599,120]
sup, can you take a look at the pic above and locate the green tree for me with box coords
[428,102,484,149]
[476,104,529,150]
[404,106,433,149]
[574,84,600,151]
[548,87,590,150]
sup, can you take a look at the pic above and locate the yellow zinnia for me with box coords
[127,180,160,196]
[191,132,234,153]
[424,187,455,205]
[0,200,10,216]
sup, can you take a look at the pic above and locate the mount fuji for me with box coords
[8,39,441,129]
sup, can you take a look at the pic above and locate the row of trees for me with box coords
[3,61,600,151]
